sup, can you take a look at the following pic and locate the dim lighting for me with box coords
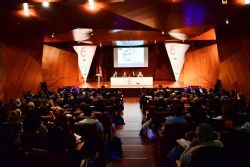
[42,0,50,8]
[23,3,30,16]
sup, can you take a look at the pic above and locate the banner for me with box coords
[73,45,97,81]
[165,43,190,81]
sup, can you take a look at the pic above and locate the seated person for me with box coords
[137,71,143,77]
[122,71,128,77]
[162,103,188,129]
[132,71,136,77]
[112,71,118,77]
[180,123,224,167]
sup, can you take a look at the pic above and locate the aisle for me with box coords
[107,97,157,167]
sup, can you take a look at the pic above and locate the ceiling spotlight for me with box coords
[42,0,50,8]
[99,43,102,47]
[225,18,229,24]
[221,0,227,5]
[23,3,30,16]
[154,40,157,44]
[161,31,165,35]
[88,0,96,10]
[52,33,55,38]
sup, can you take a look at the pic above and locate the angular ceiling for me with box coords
[0,0,249,45]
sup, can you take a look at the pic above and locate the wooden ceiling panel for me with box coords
[0,0,249,44]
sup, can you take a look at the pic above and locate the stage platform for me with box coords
[78,81,198,97]
[79,81,188,89]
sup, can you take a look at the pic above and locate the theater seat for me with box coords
[189,146,226,167]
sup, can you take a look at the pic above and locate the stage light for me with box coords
[42,0,50,8]
[161,31,165,35]
[23,3,30,16]
[245,0,250,4]
[88,0,96,10]
[222,0,227,5]
[225,18,229,24]
[111,29,122,33]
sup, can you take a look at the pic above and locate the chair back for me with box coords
[190,146,225,167]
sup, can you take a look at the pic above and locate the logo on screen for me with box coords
[122,49,131,62]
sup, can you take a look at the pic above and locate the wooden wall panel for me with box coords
[0,46,3,101]
[217,32,250,97]
[88,44,175,81]
[42,45,81,91]
[216,29,248,63]
[1,37,43,102]
[179,44,219,89]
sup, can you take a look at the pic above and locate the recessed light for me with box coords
[23,3,29,16]
[222,0,227,5]
[88,0,96,10]
[42,0,50,8]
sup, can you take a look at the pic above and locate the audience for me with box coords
[180,123,224,167]
[1,84,250,167]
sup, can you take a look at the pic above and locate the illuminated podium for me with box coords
[110,77,153,86]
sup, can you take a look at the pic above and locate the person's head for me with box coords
[172,101,184,116]
[197,123,214,143]
[55,113,68,129]
[92,91,98,98]
[8,110,21,122]
[27,101,35,111]
[79,102,92,116]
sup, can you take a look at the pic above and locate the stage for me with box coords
[77,81,199,96]
[78,81,188,89]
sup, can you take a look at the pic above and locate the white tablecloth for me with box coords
[110,77,153,86]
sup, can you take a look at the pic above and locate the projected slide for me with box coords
[114,47,148,68]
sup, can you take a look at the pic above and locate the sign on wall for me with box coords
[73,45,97,81]
[165,43,190,81]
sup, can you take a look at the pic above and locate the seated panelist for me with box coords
[137,71,143,77]
[132,71,136,77]
[122,71,128,77]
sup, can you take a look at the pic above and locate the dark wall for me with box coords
[88,43,175,81]
[216,28,250,97]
